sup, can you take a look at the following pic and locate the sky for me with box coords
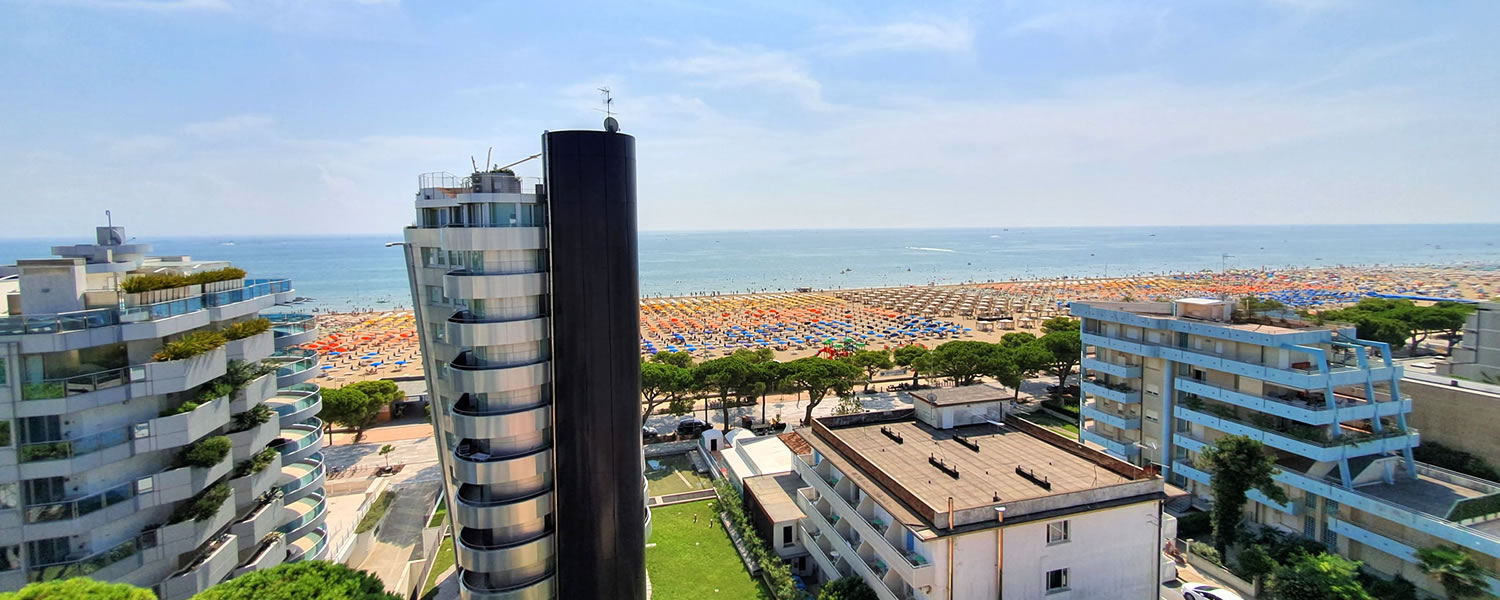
[0,0,1496,238]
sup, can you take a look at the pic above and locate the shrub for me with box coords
[1190,540,1222,565]
[818,575,877,600]
[161,401,201,417]
[1176,510,1212,539]
[153,331,228,362]
[182,435,232,468]
[190,561,400,600]
[234,447,279,478]
[222,318,271,341]
[3,578,155,600]
[121,271,189,293]
[713,479,799,599]
[168,483,232,524]
[1414,441,1500,483]
[229,404,274,433]
[184,267,247,286]
[355,491,397,534]
[224,359,277,393]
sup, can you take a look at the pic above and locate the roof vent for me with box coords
[880,426,904,444]
[953,434,979,452]
[929,454,960,479]
[1015,466,1052,491]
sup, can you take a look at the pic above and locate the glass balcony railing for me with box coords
[21,366,133,400]
[24,482,135,524]
[119,296,205,322]
[269,384,321,416]
[18,427,133,463]
[278,495,326,534]
[280,456,325,497]
[263,313,316,336]
[203,279,290,307]
[0,308,118,336]
[27,528,159,583]
[3,278,293,337]
[268,349,318,377]
[273,419,324,456]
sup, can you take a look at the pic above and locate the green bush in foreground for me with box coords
[713,479,798,599]
[0,578,155,600]
[818,575,876,600]
[190,561,399,600]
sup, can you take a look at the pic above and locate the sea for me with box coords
[3,224,1498,313]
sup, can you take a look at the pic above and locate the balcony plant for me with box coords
[21,381,65,400]
[152,330,228,362]
[184,267,246,286]
[712,478,799,599]
[222,318,271,341]
[121,272,190,294]
[181,435,232,468]
[228,404,273,433]
[19,441,70,462]
[233,447,279,478]
[167,483,231,524]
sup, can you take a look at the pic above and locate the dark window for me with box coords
[782,526,793,547]
[26,537,71,566]
[23,477,65,505]
[0,545,18,572]
[1045,568,1068,592]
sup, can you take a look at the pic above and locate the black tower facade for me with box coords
[542,130,647,600]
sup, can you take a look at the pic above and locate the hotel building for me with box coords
[1073,298,1500,597]
[787,388,1166,600]
[400,128,646,600]
[0,227,326,597]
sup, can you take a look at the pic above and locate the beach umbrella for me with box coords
[395,361,407,365]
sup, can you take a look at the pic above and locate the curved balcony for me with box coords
[268,349,319,388]
[287,526,328,563]
[447,313,549,348]
[459,570,556,600]
[272,419,324,464]
[455,528,554,585]
[448,355,550,395]
[17,426,133,477]
[454,487,553,534]
[450,401,551,446]
[439,226,546,252]
[264,313,318,349]
[451,446,552,495]
[278,493,327,541]
[443,271,547,302]
[16,366,134,415]
[279,452,326,504]
[267,383,322,426]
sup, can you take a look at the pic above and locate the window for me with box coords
[23,477,65,505]
[1046,520,1070,544]
[429,323,446,344]
[0,421,10,446]
[782,526,793,547]
[0,545,18,572]
[1303,516,1317,539]
[426,285,445,305]
[1045,568,1069,593]
[135,476,154,495]
[26,537,70,566]
[0,483,17,510]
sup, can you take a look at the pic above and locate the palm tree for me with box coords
[1417,545,1488,598]
[379,444,395,469]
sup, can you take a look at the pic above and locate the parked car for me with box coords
[1180,583,1244,600]
[675,417,712,438]
[642,426,660,442]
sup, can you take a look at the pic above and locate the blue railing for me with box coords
[119,296,204,322]
[204,279,290,307]
[0,308,117,335]
[3,278,292,336]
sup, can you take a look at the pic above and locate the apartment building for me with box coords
[790,394,1166,600]
[1443,300,1500,382]
[1072,298,1500,597]
[0,227,326,598]
[399,128,647,600]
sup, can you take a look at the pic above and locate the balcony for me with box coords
[793,456,934,588]
[204,279,288,321]
[287,526,327,563]
[134,395,231,454]
[23,481,135,527]
[272,418,324,464]
[1081,426,1139,459]
[230,372,276,413]
[439,226,547,252]
[134,348,228,396]
[1175,378,1411,426]
[451,446,551,494]
[448,355,549,395]
[0,307,118,336]
[267,383,322,426]
[26,529,158,583]
[454,487,553,532]
[1082,356,1142,379]
[268,349,319,388]
[233,534,286,576]
[455,528,555,585]
[119,296,211,341]
[279,452,326,503]
[801,525,842,581]
[278,493,327,540]
[1082,401,1141,430]
[1081,332,1397,389]
[16,366,134,415]
[447,312,549,348]
[17,426,133,477]
[1172,460,1212,485]
[450,400,550,442]
[1174,405,1420,462]
[224,330,274,363]
[1081,380,1142,404]
[231,489,284,550]
[443,270,547,302]
[264,313,318,349]
[159,533,239,600]
[458,569,556,600]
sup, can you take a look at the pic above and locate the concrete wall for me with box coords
[1000,500,1159,600]
[1394,378,1500,467]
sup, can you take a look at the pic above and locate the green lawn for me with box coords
[355,491,396,534]
[420,535,454,598]
[646,500,773,600]
[1018,410,1080,436]
[428,497,448,528]
[645,455,712,497]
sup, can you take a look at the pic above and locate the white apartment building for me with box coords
[789,391,1166,600]
[0,227,326,598]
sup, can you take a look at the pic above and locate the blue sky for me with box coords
[1,0,1495,237]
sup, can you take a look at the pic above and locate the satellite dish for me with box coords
[604,116,620,133]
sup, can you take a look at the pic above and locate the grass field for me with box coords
[1018,410,1080,436]
[420,535,454,598]
[646,499,772,600]
[428,497,448,527]
[645,454,712,497]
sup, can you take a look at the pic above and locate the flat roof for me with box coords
[1358,475,1487,518]
[737,436,794,474]
[906,383,1009,407]
[745,473,807,524]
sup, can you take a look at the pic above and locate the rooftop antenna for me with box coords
[485,147,493,171]
[597,87,620,133]
[106,209,113,229]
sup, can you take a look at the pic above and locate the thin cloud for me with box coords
[183,115,275,137]
[1007,5,1170,42]
[658,43,829,110]
[819,18,975,56]
[9,0,231,11]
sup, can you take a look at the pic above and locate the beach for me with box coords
[299,264,1500,386]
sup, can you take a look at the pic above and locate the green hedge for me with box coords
[154,331,228,361]
[234,447,279,478]
[713,479,800,599]
[1414,441,1500,483]
[121,272,190,293]
[182,436,232,468]
[169,483,231,524]
[355,491,397,534]
[229,404,274,433]
[185,267,246,285]
[1449,493,1500,522]
[223,318,271,341]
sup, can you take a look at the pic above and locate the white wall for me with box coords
[999,501,1159,600]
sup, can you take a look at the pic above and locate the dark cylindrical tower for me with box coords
[542,129,647,600]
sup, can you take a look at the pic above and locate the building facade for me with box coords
[1073,299,1500,597]
[790,403,1165,600]
[1442,300,1500,382]
[400,129,646,600]
[0,228,326,598]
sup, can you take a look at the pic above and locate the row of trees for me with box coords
[1194,434,1489,599]
[317,380,404,442]
[1312,298,1474,354]
[640,317,1084,428]
[0,562,400,600]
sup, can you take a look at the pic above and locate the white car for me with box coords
[1180,583,1245,600]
